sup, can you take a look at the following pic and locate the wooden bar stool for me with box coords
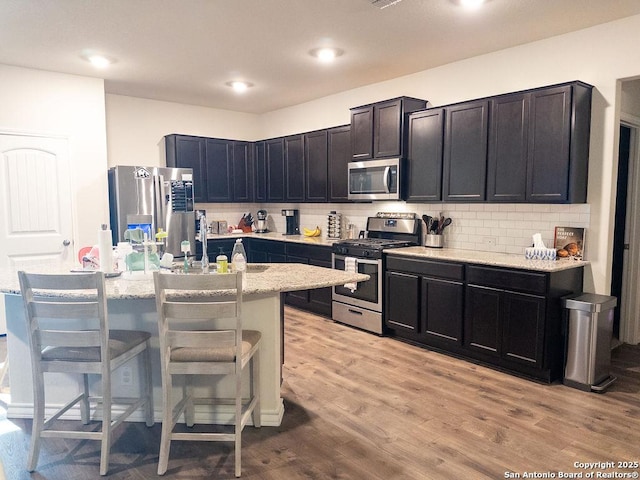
[153,271,260,477]
[18,271,154,476]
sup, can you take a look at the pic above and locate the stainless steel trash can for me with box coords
[563,293,617,392]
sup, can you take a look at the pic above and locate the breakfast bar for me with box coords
[0,263,368,427]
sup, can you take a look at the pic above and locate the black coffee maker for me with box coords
[281,209,300,235]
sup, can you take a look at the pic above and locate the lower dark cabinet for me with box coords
[422,277,463,345]
[385,271,421,335]
[385,254,583,383]
[283,244,332,317]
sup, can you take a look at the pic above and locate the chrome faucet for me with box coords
[200,216,209,270]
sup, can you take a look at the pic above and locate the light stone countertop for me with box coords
[386,246,588,272]
[205,231,339,247]
[0,263,369,299]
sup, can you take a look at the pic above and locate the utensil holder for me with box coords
[425,234,444,248]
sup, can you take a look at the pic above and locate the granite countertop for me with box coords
[386,246,588,272]
[204,231,339,247]
[0,263,369,299]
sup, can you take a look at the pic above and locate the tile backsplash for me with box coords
[198,202,590,256]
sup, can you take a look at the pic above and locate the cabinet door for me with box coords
[232,141,253,202]
[351,105,374,160]
[502,291,545,367]
[527,85,572,202]
[205,139,233,202]
[305,130,328,202]
[385,271,420,333]
[443,100,489,202]
[374,99,402,159]
[266,138,285,201]
[284,135,304,202]
[254,141,267,202]
[309,258,332,317]
[328,125,350,202]
[464,284,501,357]
[406,109,443,202]
[487,94,529,202]
[422,277,463,345]
[285,254,309,305]
[165,135,206,203]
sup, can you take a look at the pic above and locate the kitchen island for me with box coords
[0,262,368,427]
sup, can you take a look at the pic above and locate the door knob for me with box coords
[63,239,71,246]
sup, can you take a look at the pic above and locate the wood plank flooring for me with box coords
[1,308,640,479]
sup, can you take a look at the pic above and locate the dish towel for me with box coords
[343,257,358,293]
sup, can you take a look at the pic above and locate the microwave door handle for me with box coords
[383,166,391,193]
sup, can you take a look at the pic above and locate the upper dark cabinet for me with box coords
[442,100,489,202]
[205,138,233,202]
[266,138,285,202]
[305,130,328,202]
[406,109,444,202]
[164,134,206,203]
[487,82,592,203]
[487,93,529,202]
[328,125,351,202]
[350,97,427,161]
[254,141,267,202]
[284,134,305,202]
[232,141,253,202]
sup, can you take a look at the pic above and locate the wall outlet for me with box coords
[120,366,133,386]
[484,236,497,246]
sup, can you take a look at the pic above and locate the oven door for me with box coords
[332,254,382,312]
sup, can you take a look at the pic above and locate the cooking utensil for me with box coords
[437,217,452,234]
[422,215,432,233]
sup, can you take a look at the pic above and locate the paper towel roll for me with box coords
[98,224,114,273]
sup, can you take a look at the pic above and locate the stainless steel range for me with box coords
[332,213,421,334]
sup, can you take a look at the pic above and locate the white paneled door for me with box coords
[0,134,74,268]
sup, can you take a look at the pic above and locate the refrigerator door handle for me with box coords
[155,174,167,233]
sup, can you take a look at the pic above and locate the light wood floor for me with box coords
[1,308,640,479]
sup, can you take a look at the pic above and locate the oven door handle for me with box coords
[335,256,379,266]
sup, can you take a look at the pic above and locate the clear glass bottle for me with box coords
[231,239,247,288]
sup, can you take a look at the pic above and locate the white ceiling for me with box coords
[2,0,640,114]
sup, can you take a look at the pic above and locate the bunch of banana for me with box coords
[303,226,321,237]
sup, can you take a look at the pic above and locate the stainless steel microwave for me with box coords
[348,158,402,201]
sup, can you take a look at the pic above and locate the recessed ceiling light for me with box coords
[458,0,485,8]
[226,81,253,93]
[309,47,344,63]
[82,53,114,68]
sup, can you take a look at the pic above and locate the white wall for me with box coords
[0,64,108,251]
[105,95,261,167]
[104,14,640,295]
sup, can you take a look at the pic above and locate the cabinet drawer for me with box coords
[386,256,464,281]
[467,265,546,294]
[286,243,331,262]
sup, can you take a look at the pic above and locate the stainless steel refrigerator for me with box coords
[108,166,195,258]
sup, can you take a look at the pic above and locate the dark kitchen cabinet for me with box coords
[205,138,233,202]
[385,254,583,383]
[487,82,592,203]
[305,130,328,202]
[385,255,464,347]
[249,238,286,263]
[328,125,351,202]
[166,135,253,203]
[232,141,253,202]
[350,97,427,161]
[487,93,529,202]
[284,243,332,317]
[442,100,489,202]
[406,109,444,202]
[254,141,267,202]
[197,238,238,263]
[164,134,206,203]
[284,134,305,202]
[266,138,285,202]
[527,83,591,203]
